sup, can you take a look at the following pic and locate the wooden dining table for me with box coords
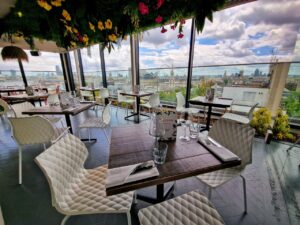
[2,93,49,106]
[189,96,233,131]
[120,91,153,123]
[22,102,95,136]
[106,124,241,203]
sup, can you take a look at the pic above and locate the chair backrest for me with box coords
[149,93,160,108]
[209,118,255,169]
[102,102,111,125]
[35,134,88,208]
[176,92,185,110]
[117,90,127,102]
[80,90,92,97]
[248,103,259,120]
[10,102,34,118]
[8,116,55,146]
[0,98,9,116]
[99,88,109,98]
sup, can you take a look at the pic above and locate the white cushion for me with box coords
[138,190,225,225]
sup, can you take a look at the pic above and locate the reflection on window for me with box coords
[104,39,131,96]
[139,20,191,103]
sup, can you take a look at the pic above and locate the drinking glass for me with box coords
[153,142,168,164]
[189,122,200,139]
[179,112,190,141]
[149,113,165,152]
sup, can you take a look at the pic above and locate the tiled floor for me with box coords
[0,106,299,225]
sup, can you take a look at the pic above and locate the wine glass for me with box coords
[149,113,165,151]
[179,112,190,141]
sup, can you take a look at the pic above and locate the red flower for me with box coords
[171,25,175,30]
[161,26,167,33]
[155,15,163,23]
[138,2,149,15]
[180,19,186,24]
[177,33,184,39]
[157,0,164,8]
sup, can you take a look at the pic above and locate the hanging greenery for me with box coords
[0,0,226,51]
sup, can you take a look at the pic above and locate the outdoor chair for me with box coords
[78,102,111,143]
[140,93,160,114]
[8,116,68,184]
[196,118,255,213]
[80,89,93,101]
[116,90,135,116]
[138,190,225,225]
[35,133,134,225]
[222,102,259,124]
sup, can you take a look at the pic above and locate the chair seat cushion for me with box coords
[197,168,241,188]
[78,118,107,128]
[222,113,249,124]
[138,190,225,225]
[59,165,134,215]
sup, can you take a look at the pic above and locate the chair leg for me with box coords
[116,103,119,115]
[126,211,132,225]
[240,175,247,213]
[61,215,70,225]
[18,146,22,184]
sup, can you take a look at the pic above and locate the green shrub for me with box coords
[272,109,295,141]
[250,107,272,136]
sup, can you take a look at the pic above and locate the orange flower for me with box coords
[72,28,78,33]
[82,34,89,44]
[62,9,71,21]
[65,25,73,33]
[89,22,95,32]
[51,0,63,7]
[108,34,117,42]
[105,19,113,29]
[37,0,52,11]
[98,21,104,30]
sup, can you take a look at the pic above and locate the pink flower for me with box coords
[171,25,175,30]
[138,2,149,15]
[157,0,164,8]
[155,15,163,23]
[161,26,167,33]
[177,33,184,39]
[180,18,186,24]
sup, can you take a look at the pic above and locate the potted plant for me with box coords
[250,107,272,141]
[272,109,295,142]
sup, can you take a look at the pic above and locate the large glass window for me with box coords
[20,51,65,91]
[81,44,102,88]
[139,20,192,104]
[104,39,131,96]
[0,48,26,89]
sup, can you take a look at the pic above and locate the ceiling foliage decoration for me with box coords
[0,0,227,52]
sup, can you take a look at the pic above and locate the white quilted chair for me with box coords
[8,116,66,184]
[140,93,160,114]
[116,90,135,116]
[138,190,225,225]
[0,206,5,225]
[45,94,65,126]
[80,89,93,100]
[35,134,134,225]
[78,102,111,143]
[222,102,259,124]
[10,101,33,118]
[196,118,255,213]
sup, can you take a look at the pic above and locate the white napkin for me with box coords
[106,160,159,188]
[198,136,240,162]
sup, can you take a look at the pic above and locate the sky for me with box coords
[0,0,299,73]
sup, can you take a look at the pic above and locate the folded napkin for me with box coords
[106,160,159,188]
[198,136,240,162]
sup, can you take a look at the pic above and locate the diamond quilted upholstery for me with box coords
[208,118,255,169]
[35,134,133,216]
[222,113,250,124]
[78,117,107,128]
[197,118,255,188]
[138,190,225,225]
[9,116,56,145]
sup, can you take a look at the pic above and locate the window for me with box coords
[139,20,192,103]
